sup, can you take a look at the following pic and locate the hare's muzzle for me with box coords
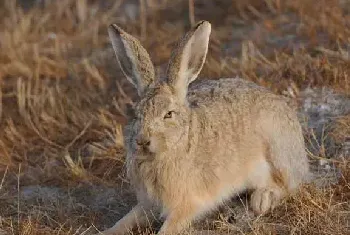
[136,135,151,149]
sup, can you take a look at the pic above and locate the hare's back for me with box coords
[187,78,307,189]
[187,78,274,107]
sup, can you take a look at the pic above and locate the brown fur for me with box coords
[99,21,310,235]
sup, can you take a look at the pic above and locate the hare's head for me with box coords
[108,21,211,154]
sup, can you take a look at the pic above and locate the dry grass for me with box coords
[0,0,349,234]
[249,163,350,235]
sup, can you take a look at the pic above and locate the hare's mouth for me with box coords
[136,145,151,154]
[134,150,155,161]
[136,142,156,155]
[135,135,167,154]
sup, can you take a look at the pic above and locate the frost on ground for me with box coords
[298,88,350,187]
[300,88,350,157]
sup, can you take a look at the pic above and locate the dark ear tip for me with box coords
[194,20,210,29]
[108,24,124,35]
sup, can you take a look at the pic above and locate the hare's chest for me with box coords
[131,156,190,206]
[127,157,163,201]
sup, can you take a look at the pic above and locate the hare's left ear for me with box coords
[166,21,211,100]
[108,24,155,96]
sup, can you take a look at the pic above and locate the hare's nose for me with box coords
[136,136,150,147]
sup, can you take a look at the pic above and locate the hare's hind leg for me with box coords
[250,186,285,215]
[248,160,286,215]
[99,203,155,235]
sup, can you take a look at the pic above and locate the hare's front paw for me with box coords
[250,188,283,215]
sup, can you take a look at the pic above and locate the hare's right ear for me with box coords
[108,24,155,96]
[166,21,211,100]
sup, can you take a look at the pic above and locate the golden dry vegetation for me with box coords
[0,0,349,234]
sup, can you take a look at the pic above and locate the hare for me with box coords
[100,21,309,235]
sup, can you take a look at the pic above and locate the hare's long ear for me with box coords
[108,24,155,96]
[166,21,211,100]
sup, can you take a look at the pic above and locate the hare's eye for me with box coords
[164,111,174,119]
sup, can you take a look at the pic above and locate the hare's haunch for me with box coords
[99,21,309,235]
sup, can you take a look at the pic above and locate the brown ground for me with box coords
[0,0,349,234]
